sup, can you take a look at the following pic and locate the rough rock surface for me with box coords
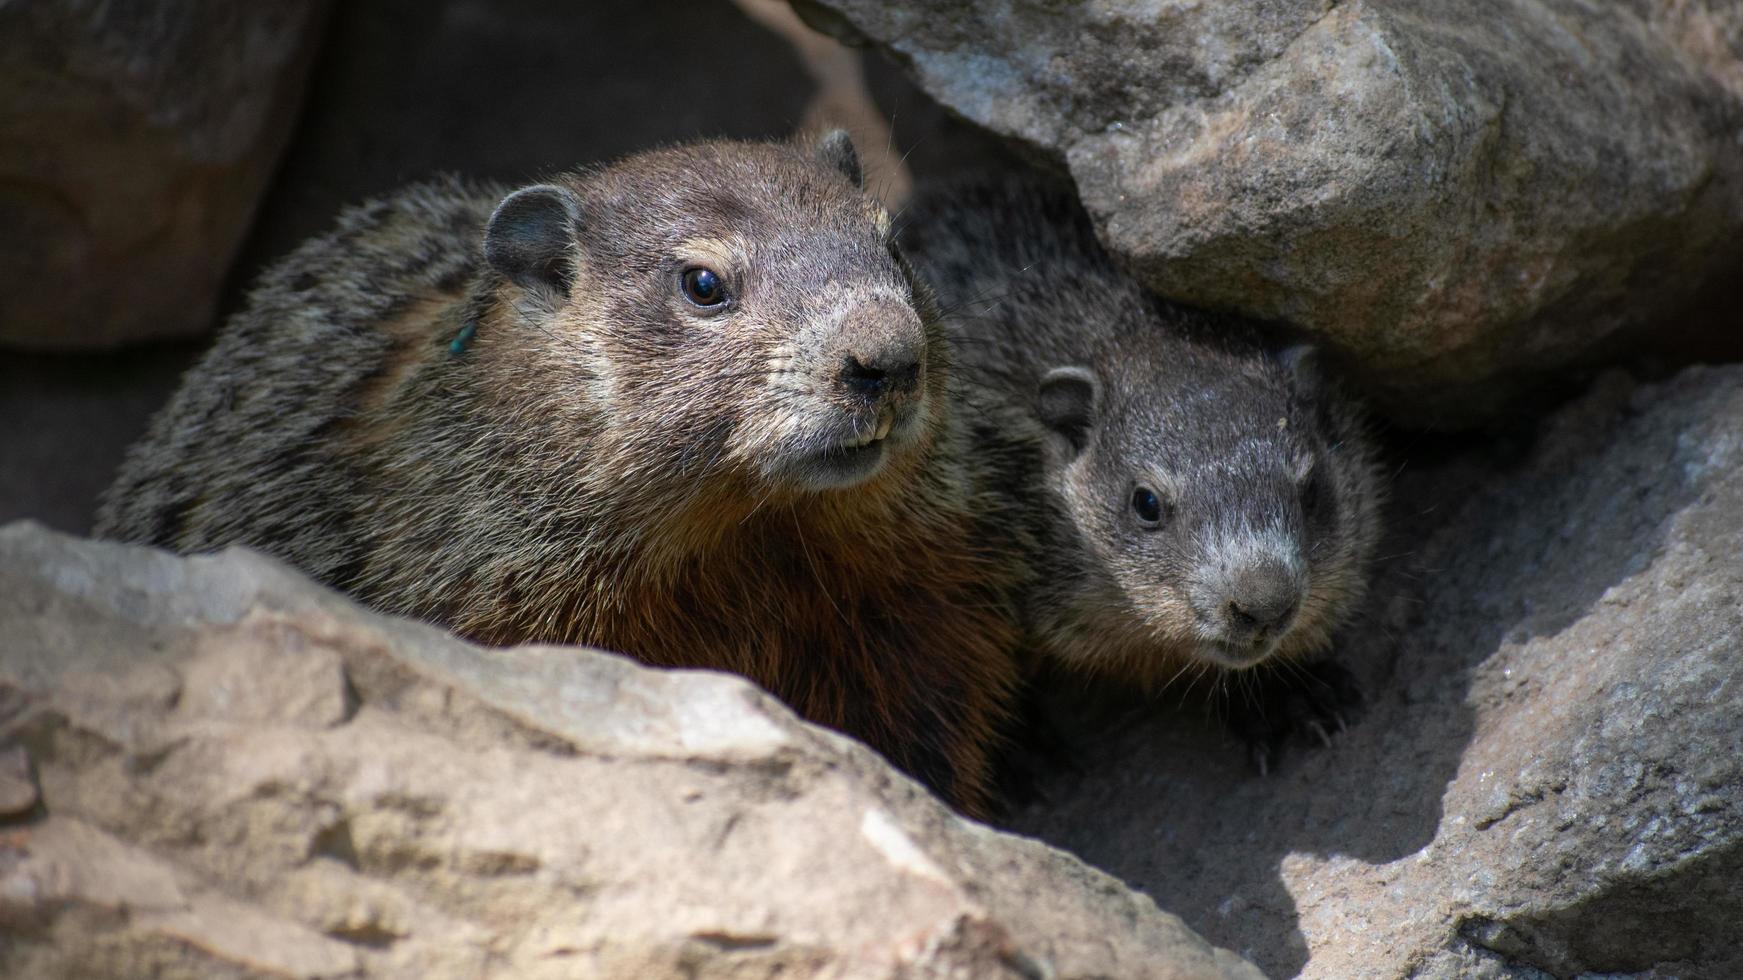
[0,2,327,350]
[794,0,1743,423]
[0,524,1261,980]
[1013,363,1743,978]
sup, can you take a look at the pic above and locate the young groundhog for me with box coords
[96,133,1031,815]
[901,181,1383,759]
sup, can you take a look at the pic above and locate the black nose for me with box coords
[839,350,920,403]
[1223,562,1301,634]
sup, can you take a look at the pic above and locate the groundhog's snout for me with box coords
[837,346,921,405]
[761,300,932,493]
[1219,559,1302,642]
[827,304,926,413]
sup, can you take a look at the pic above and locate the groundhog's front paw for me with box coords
[1225,659,1364,776]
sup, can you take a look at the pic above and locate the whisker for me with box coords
[792,505,848,626]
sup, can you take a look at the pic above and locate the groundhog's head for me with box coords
[1039,344,1381,672]
[476,131,942,505]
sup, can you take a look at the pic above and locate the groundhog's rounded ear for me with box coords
[485,184,581,297]
[813,129,863,188]
[1037,366,1099,456]
[1277,343,1322,397]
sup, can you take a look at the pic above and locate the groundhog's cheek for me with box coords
[1107,564,1195,634]
[718,395,799,462]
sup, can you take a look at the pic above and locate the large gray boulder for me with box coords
[0,522,1262,980]
[0,3,328,350]
[794,0,1743,423]
[1014,364,1743,977]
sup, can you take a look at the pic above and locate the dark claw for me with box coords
[1224,659,1365,775]
[1251,742,1272,778]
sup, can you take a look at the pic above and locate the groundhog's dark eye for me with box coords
[680,267,727,308]
[1131,486,1167,528]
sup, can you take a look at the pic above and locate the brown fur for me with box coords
[97,137,1031,815]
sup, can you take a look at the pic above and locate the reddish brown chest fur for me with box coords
[451,500,1020,816]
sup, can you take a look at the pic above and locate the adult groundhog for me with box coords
[902,181,1383,764]
[96,134,1030,815]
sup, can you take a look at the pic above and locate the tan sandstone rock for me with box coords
[1013,364,1743,978]
[0,522,1263,980]
[0,2,328,350]
[792,0,1743,424]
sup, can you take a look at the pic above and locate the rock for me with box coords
[1012,364,1743,977]
[793,0,1743,424]
[0,747,35,816]
[0,2,328,350]
[0,523,1262,980]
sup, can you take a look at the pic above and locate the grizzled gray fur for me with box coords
[902,180,1383,686]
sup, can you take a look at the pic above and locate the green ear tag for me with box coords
[449,322,477,355]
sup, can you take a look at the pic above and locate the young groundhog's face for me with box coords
[479,134,941,502]
[1039,347,1378,672]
